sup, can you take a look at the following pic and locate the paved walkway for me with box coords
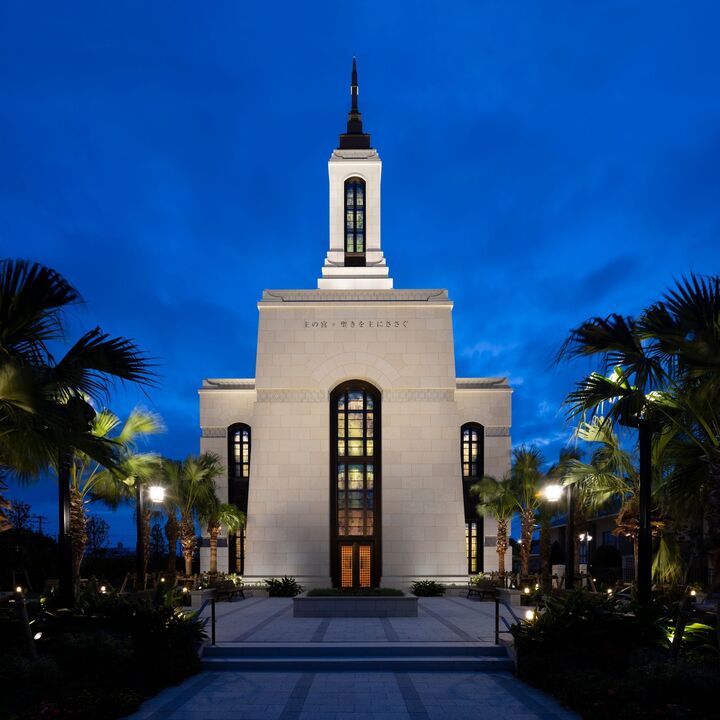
[205,596,514,644]
[124,597,577,720]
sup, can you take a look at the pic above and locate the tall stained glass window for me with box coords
[227,423,251,574]
[344,177,366,264]
[335,388,375,536]
[461,423,483,479]
[331,382,380,588]
[461,423,484,575]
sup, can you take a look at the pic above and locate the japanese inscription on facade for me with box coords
[303,320,409,329]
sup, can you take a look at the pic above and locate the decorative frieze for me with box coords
[484,426,510,437]
[256,389,327,403]
[384,389,455,403]
[262,289,449,303]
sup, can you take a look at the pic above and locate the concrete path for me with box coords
[124,597,577,719]
[204,596,517,644]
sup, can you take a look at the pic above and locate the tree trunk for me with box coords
[208,521,220,574]
[496,517,508,575]
[69,485,87,588]
[633,537,639,583]
[520,509,535,577]
[179,512,195,577]
[165,513,178,572]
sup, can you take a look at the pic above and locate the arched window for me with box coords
[344,177,366,266]
[227,423,251,574]
[331,381,380,588]
[461,422,484,574]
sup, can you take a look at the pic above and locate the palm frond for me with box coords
[52,327,156,402]
[0,259,81,364]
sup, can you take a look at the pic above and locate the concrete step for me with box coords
[201,643,514,672]
[203,643,506,659]
[201,655,514,672]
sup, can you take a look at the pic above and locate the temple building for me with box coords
[198,61,512,588]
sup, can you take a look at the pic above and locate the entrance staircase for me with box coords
[201,642,514,672]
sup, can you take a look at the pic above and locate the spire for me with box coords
[339,57,371,150]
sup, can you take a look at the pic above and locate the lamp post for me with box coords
[136,484,165,586]
[543,483,575,590]
[579,532,593,586]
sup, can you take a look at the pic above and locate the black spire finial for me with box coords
[351,57,358,110]
[339,57,371,150]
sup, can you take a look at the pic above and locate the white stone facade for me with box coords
[198,71,512,587]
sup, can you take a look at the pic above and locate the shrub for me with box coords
[0,586,206,719]
[411,580,446,596]
[265,576,304,597]
[511,590,718,719]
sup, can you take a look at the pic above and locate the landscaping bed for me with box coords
[512,590,718,720]
[307,587,404,597]
[294,589,417,617]
[0,587,206,720]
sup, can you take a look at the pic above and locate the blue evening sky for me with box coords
[2,2,719,545]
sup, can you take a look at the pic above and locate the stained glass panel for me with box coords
[348,466,363,489]
[348,440,363,456]
[347,391,364,410]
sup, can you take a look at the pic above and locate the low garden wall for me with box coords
[293,593,418,617]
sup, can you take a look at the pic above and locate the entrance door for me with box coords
[339,542,373,589]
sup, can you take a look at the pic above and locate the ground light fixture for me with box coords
[524,609,536,621]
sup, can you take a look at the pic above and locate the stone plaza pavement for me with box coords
[124,597,578,720]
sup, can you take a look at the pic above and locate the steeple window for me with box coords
[344,177,366,266]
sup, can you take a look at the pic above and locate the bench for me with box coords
[214,581,245,602]
[467,579,497,600]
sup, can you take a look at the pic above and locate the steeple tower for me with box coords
[318,60,393,290]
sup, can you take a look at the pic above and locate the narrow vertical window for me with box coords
[461,423,484,574]
[227,423,251,574]
[344,177,366,266]
[331,381,380,588]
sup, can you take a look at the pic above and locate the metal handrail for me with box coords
[192,597,216,645]
[494,596,522,645]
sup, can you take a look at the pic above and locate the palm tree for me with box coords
[562,416,672,580]
[509,446,546,578]
[471,475,514,575]
[166,453,223,577]
[84,408,164,581]
[0,259,154,604]
[545,448,585,579]
[160,475,181,572]
[200,500,246,575]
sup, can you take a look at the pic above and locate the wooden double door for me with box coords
[338,541,375,589]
